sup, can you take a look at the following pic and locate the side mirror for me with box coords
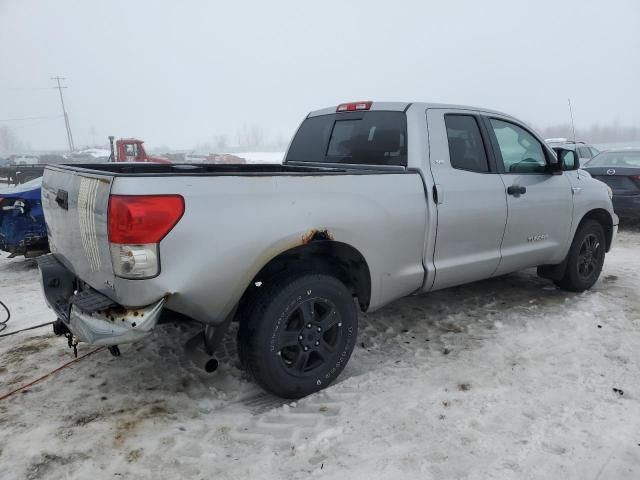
[546,150,563,175]
[555,148,578,171]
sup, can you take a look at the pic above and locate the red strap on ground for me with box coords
[0,346,105,401]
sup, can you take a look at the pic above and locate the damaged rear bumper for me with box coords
[66,298,165,346]
[37,254,165,346]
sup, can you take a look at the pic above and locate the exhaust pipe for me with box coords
[185,332,219,373]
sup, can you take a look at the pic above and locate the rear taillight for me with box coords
[108,195,184,244]
[108,195,184,279]
[336,101,372,112]
[629,175,640,181]
[109,244,159,279]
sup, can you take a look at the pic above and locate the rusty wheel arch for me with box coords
[238,236,372,316]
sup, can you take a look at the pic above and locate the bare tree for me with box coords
[274,134,288,149]
[237,124,265,149]
[537,123,640,143]
[213,134,228,151]
[89,125,97,146]
[0,126,19,155]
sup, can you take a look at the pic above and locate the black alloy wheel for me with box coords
[238,273,358,398]
[555,219,606,292]
[577,232,602,282]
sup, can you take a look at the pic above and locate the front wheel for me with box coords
[554,219,606,292]
[237,273,358,399]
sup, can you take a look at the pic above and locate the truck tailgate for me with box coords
[42,166,116,297]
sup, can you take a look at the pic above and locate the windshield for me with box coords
[586,151,640,167]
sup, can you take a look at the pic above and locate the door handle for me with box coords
[507,185,526,196]
[55,189,69,210]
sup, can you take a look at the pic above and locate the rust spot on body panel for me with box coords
[302,229,334,244]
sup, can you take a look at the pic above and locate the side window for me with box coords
[490,119,547,174]
[125,144,138,157]
[444,115,489,172]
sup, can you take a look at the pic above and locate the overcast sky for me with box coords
[1,0,639,151]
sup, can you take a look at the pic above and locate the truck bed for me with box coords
[59,162,385,176]
[41,162,429,327]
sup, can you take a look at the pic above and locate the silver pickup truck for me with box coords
[38,101,618,398]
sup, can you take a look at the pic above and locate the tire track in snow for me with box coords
[218,270,612,445]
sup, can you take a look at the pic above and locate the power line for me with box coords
[52,76,75,152]
[0,115,62,122]
[0,86,52,91]
[12,117,66,131]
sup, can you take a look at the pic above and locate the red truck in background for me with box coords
[1,137,171,257]
[108,137,171,164]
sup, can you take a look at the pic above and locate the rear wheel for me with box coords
[237,273,358,398]
[555,219,606,292]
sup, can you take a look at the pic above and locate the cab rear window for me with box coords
[286,111,407,166]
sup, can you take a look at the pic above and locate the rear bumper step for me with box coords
[37,254,165,346]
[67,298,165,346]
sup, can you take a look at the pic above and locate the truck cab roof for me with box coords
[308,101,514,119]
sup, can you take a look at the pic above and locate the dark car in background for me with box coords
[583,149,640,218]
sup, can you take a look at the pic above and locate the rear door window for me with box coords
[444,115,489,172]
[286,111,407,166]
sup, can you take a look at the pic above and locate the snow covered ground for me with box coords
[0,227,639,479]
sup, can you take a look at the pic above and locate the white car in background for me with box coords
[184,152,209,164]
[12,155,40,165]
[545,138,599,166]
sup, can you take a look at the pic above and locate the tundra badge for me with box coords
[527,234,548,242]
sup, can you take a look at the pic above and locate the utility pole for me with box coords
[52,76,75,152]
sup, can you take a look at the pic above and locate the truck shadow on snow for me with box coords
[70,269,575,405]
[353,269,571,370]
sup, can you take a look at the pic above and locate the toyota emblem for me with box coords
[606,169,616,175]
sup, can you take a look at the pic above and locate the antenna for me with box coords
[567,98,577,143]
